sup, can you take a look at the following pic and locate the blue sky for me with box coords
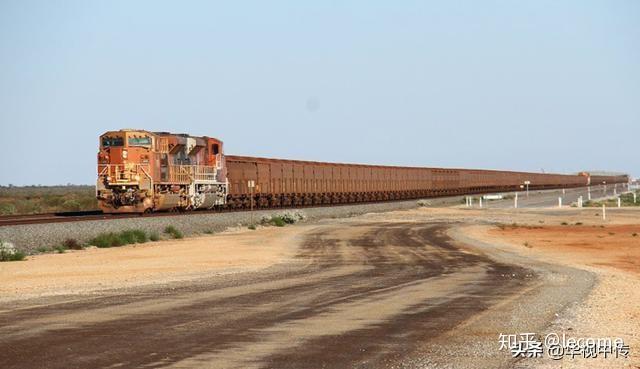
[0,1,638,185]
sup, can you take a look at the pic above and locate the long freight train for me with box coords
[96,129,629,213]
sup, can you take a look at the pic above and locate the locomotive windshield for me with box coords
[128,136,152,146]
[102,136,124,147]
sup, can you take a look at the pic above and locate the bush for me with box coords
[164,226,183,239]
[271,216,286,227]
[89,229,148,248]
[119,229,148,244]
[417,199,431,207]
[0,241,26,262]
[63,238,83,250]
[248,224,256,230]
[36,246,51,253]
[0,203,17,215]
[61,199,81,212]
[149,232,160,241]
[90,232,125,248]
[260,211,306,227]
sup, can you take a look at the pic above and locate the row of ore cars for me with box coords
[96,129,628,213]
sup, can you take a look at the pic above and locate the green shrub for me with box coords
[260,211,305,227]
[149,232,160,241]
[90,232,123,248]
[120,229,148,243]
[0,241,26,261]
[54,245,67,253]
[0,203,17,215]
[36,246,51,253]
[271,216,286,227]
[164,226,183,239]
[248,224,256,230]
[89,229,148,248]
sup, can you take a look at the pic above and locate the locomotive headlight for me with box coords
[122,150,128,159]
[134,175,141,181]
[106,176,112,181]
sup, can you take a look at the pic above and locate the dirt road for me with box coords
[1,221,540,369]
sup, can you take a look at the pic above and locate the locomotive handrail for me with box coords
[98,164,152,182]
[167,165,218,183]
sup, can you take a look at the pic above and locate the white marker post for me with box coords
[578,196,583,208]
[634,193,637,204]
[562,188,566,195]
[588,186,591,200]
[248,180,256,225]
[479,197,483,208]
[618,197,621,208]
[602,204,606,221]
[558,197,562,208]
[514,193,518,209]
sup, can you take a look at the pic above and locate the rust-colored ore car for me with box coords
[96,130,629,213]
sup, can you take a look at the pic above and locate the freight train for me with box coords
[96,129,629,213]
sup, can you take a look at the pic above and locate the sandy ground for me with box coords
[462,218,640,368]
[359,206,640,367]
[1,205,639,368]
[0,226,302,302]
[488,224,640,275]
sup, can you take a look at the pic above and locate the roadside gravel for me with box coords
[0,196,465,253]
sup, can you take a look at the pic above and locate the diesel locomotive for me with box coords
[96,129,629,213]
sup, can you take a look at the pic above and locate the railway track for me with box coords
[0,185,611,227]
[0,211,125,227]
[0,200,412,227]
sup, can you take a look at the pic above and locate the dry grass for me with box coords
[0,185,97,215]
